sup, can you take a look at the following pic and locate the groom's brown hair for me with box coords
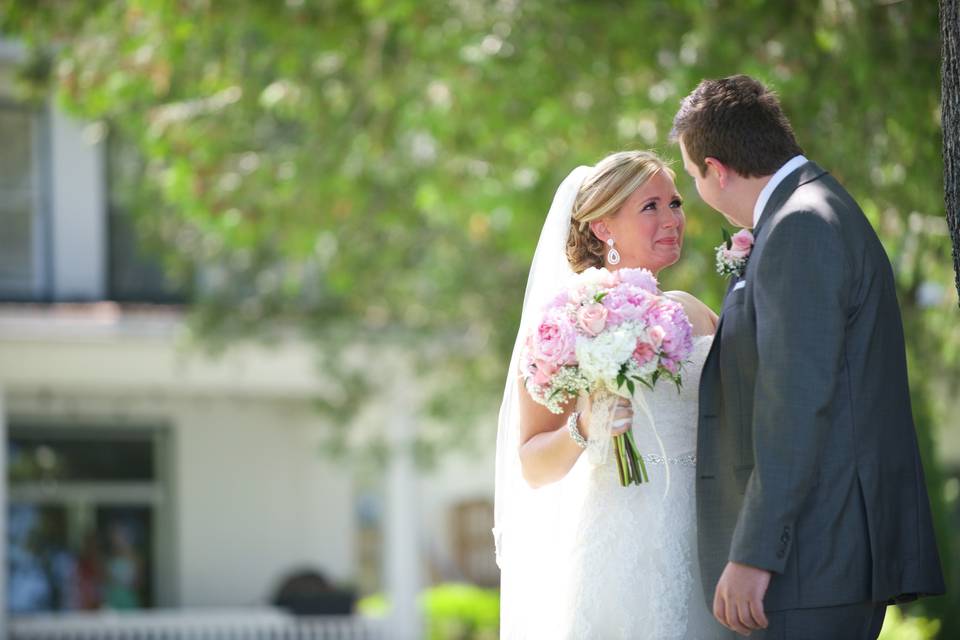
[670,75,803,178]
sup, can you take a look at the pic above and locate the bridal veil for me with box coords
[494,165,593,638]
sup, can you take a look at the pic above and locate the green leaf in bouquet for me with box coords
[722,227,733,250]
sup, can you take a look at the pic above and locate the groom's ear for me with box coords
[588,219,611,242]
[704,157,729,189]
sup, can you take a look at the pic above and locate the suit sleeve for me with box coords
[728,210,849,573]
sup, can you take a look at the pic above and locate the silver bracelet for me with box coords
[566,411,587,448]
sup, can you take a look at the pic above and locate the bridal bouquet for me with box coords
[519,267,694,486]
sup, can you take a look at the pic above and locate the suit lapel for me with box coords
[701,161,830,428]
[700,275,738,406]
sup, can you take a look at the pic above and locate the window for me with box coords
[0,102,48,301]
[449,499,497,587]
[106,135,190,303]
[7,426,168,613]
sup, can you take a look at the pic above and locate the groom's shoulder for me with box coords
[787,167,863,219]
[768,173,862,235]
[765,199,841,238]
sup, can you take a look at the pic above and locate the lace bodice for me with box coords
[541,335,729,640]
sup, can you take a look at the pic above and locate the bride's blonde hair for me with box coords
[566,150,675,273]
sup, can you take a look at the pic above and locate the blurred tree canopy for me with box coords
[2,0,958,625]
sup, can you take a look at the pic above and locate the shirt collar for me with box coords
[752,155,808,228]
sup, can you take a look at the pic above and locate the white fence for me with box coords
[8,609,385,640]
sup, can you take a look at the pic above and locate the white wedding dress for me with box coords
[542,335,728,639]
[494,166,730,639]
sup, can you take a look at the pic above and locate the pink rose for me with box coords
[648,325,666,349]
[724,229,754,259]
[632,340,657,367]
[532,358,558,386]
[576,303,608,336]
[724,248,748,260]
[731,229,754,251]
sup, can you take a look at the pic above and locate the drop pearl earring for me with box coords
[606,238,621,265]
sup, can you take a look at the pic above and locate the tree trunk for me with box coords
[943,0,960,306]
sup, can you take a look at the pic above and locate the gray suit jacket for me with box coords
[696,161,946,612]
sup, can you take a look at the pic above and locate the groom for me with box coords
[672,75,945,638]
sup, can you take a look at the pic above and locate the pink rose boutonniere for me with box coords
[715,228,754,279]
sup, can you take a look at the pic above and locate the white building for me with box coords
[0,39,497,631]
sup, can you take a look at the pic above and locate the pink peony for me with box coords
[602,289,645,324]
[616,268,659,293]
[625,288,658,314]
[661,358,680,375]
[640,298,670,326]
[657,306,694,361]
[532,309,577,367]
[548,289,571,310]
[600,290,628,324]
[576,303,608,336]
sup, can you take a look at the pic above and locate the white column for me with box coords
[0,388,7,632]
[384,393,422,640]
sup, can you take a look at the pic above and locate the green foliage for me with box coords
[3,0,953,426]
[2,0,957,627]
[357,583,499,640]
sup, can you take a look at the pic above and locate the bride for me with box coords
[495,150,731,639]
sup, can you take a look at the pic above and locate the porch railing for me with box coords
[8,608,385,640]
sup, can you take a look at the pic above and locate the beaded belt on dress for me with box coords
[642,453,697,467]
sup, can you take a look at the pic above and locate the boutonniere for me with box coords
[715,228,754,279]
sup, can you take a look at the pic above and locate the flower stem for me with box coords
[626,429,649,484]
[614,436,627,486]
[623,435,637,484]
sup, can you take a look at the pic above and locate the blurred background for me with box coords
[0,0,956,638]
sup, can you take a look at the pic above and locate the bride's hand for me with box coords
[579,395,633,439]
[610,396,633,436]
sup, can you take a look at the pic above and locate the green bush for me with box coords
[879,606,941,640]
[358,591,946,640]
[358,583,499,640]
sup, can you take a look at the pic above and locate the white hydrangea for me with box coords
[577,267,613,290]
[576,323,637,387]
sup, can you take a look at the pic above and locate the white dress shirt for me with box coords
[752,155,808,228]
